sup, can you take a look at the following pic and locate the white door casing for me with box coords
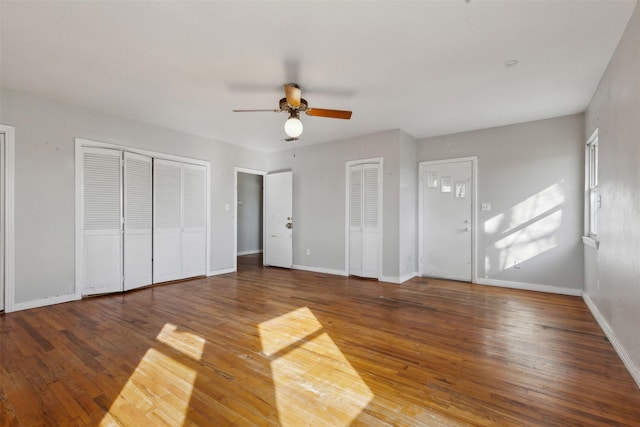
[347,160,382,279]
[264,171,293,268]
[0,126,14,312]
[419,158,476,282]
[83,147,123,295]
[123,152,153,291]
[0,133,4,310]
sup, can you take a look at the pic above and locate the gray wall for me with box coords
[0,88,268,304]
[417,114,585,291]
[399,131,418,279]
[269,130,413,280]
[237,172,263,254]
[585,2,640,379]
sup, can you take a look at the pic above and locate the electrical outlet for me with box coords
[306,249,311,256]
[481,203,491,211]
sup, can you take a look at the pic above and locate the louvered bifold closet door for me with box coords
[361,163,380,278]
[0,133,5,310]
[124,152,152,291]
[153,159,183,283]
[349,162,380,279]
[83,147,123,295]
[349,164,363,276]
[181,163,207,278]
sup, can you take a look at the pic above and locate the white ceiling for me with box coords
[1,1,636,152]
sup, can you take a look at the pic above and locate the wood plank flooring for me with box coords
[1,254,639,426]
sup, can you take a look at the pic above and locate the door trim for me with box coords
[0,125,15,312]
[233,167,267,272]
[345,157,383,279]
[418,156,478,283]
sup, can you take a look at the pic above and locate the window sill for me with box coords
[582,236,599,250]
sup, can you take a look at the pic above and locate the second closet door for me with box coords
[153,160,207,283]
[124,152,153,290]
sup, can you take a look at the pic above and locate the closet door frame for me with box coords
[345,157,383,279]
[0,125,15,312]
[75,138,211,296]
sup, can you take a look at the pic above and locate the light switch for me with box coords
[481,203,491,212]
[224,203,230,211]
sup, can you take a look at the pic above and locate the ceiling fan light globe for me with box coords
[284,117,303,138]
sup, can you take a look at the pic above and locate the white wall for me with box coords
[237,172,263,254]
[417,114,585,293]
[584,2,640,386]
[0,88,268,307]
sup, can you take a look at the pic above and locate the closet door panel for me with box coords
[83,148,123,295]
[361,164,380,278]
[154,159,183,283]
[349,165,363,276]
[124,152,152,290]
[181,164,207,278]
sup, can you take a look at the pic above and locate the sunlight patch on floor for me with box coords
[259,307,374,426]
[101,323,205,426]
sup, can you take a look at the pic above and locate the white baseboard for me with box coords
[292,264,348,276]
[379,271,419,284]
[237,250,263,256]
[583,293,640,389]
[9,292,81,313]
[475,278,582,296]
[207,267,236,277]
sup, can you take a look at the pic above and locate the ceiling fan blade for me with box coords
[284,84,301,108]
[232,109,282,112]
[306,108,352,120]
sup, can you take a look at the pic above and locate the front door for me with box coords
[264,171,293,268]
[421,159,473,281]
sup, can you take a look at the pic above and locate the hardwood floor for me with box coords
[1,254,639,426]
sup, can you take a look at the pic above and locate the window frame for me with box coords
[585,129,599,239]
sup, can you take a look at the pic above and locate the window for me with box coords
[586,129,599,237]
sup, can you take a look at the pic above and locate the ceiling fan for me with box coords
[233,84,352,140]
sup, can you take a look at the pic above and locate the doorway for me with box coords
[234,168,266,271]
[419,157,477,282]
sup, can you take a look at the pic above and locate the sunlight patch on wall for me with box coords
[102,323,205,426]
[485,183,564,273]
[259,307,374,426]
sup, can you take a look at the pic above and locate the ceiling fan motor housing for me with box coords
[280,97,308,112]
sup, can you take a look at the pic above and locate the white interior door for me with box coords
[349,162,380,278]
[421,160,472,281]
[0,133,5,310]
[83,147,123,295]
[124,152,153,291]
[181,163,207,278]
[264,171,292,268]
[154,159,183,283]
